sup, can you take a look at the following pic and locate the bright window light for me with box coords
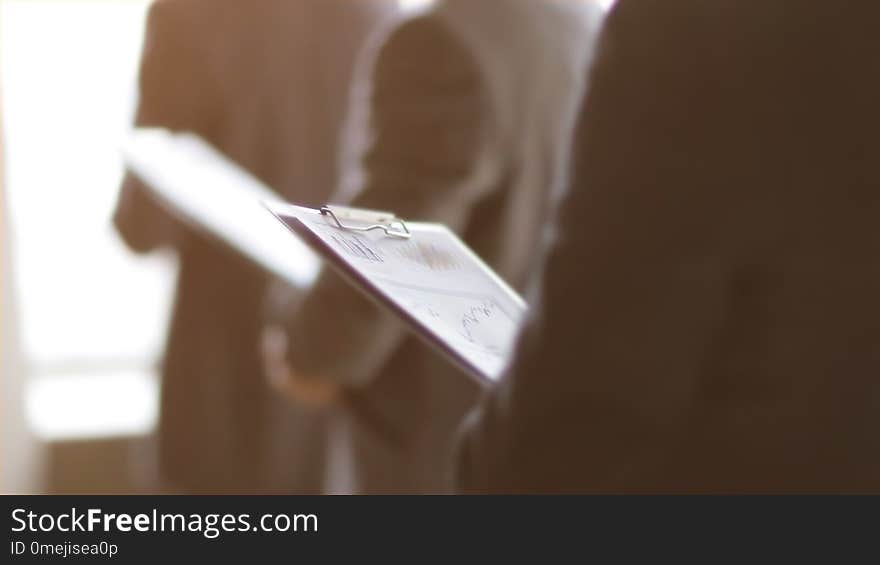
[26,372,158,441]
[1,0,175,440]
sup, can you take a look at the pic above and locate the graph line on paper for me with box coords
[460,299,503,344]
[317,224,460,271]
[327,232,385,263]
[392,241,462,272]
[401,291,518,356]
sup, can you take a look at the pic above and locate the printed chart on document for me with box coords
[304,215,526,381]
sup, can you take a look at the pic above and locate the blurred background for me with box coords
[2,0,175,494]
[1,0,613,494]
[0,0,419,495]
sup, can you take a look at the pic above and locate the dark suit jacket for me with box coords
[458,0,880,493]
[114,0,394,492]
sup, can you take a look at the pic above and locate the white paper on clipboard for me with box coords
[266,203,528,384]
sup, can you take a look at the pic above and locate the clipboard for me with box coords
[266,202,528,385]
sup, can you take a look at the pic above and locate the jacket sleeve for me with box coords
[456,0,737,493]
[283,16,486,388]
[113,0,214,254]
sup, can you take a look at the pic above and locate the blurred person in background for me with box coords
[114,0,396,493]
[457,0,880,493]
[265,0,606,493]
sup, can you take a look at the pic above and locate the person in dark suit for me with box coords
[456,0,880,494]
[267,0,605,493]
[114,0,396,493]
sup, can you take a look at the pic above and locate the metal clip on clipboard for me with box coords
[320,205,412,240]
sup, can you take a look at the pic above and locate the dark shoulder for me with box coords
[597,0,709,68]
[600,0,825,67]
